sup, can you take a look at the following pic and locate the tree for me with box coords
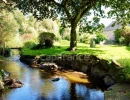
[0,3,19,56]
[12,0,130,50]
[0,7,18,46]
[38,19,61,41]
[12,9,27,35]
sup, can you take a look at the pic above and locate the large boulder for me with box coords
[103,75,116,86]
[91,64,107,78]
[20,55,36,65]
[108,60,125,82]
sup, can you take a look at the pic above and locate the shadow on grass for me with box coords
[126,46,130,51]
[42,47,105,55]
[22,46,105,56]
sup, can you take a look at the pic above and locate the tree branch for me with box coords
[50,0,63,7]
[74,1,92,25]
[80,5,92,19]
[50,0,71,21]
[62,0,72,22]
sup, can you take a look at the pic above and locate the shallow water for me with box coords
[0,50,104,100]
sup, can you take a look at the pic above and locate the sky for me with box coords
[87,7,115,27]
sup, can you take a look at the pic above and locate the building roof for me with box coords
[103,21,122,31]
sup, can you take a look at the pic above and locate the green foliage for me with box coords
[38,19,61,41]
[94,33,107,44]
[115,26,130,45]
[0,9,18,45]
[39,32,55,47]
[0,47,11,57]
[23,41,36,49]
[114,29,122,43]
[12,10,27,35]
[61,28,70,41]
[80,17,105,34]
[120,26,130,46]
[80,33,91,44]
[13,0,130,49]
[119,36,125,44]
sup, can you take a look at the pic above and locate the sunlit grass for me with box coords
[21,41,130,69]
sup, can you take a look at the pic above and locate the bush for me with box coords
[80,33,91,43]
[39,32,55,47]
[94,33,107,44]
[121,26,130,46]
[0,48,11,57]
[23,41,36,49]
[114,29,122,43]
[61,28,70,41]
[119,36,125,44]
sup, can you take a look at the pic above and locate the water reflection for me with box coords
[0,52,104,100]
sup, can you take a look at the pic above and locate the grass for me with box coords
[21,40,130,72]
[0,56,5,61]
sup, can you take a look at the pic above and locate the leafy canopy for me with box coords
[11,0,130,27]
[0,3,18,45]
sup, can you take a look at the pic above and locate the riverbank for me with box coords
[19,53,130,100]
[20,54,127,86]
[0,53,104,100]
[0,56,5,61]
[105,83,130,100]
[21,45,130,74]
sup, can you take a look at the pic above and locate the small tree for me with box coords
[0,5,18,55]
[39,32,55,48]
[94,32,107,44]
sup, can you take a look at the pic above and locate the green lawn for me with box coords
[21,40,130,73]
[22,43,130,65]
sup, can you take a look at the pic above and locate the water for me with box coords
[0,50,104,100]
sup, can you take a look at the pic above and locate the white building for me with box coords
[103,21,122,41]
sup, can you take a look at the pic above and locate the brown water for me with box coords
[0,50,104,100]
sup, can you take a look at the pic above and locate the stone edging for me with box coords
[20,54,126,87]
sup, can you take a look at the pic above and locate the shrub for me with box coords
[121,26,130,46]
[61,28,70,41]
[94,33,107,44]
[39,32,55,47]
[114,29,122,43]
[80,33,91,44]
[119,36,125,44]
[23,41,36,49]
[0,48,11,57]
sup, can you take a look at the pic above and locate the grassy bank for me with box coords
[21,41,130,74]
[0,56,5,61]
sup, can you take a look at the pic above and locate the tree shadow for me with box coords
[126,46,130,51]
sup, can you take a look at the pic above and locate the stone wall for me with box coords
[20,54,126,87]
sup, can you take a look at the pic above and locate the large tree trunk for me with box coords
[69,22,77,51]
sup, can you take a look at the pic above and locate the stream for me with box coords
[0,50,104,100]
